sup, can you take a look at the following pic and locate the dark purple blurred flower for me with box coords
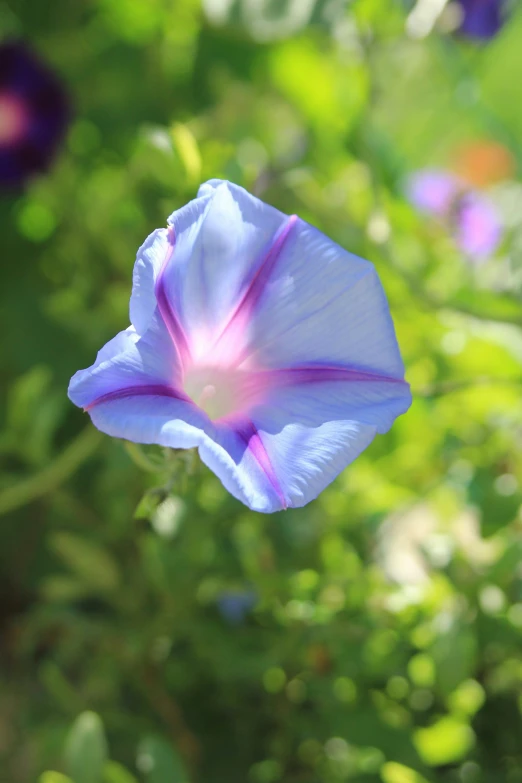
[407,169,502,262]
[457,0,506,40]
[217,590,257,624]
[0,40,70,188]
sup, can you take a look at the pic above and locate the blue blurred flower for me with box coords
[217,590,257,624]
[407,169,502,261]
[69,180,411,512]
[0,40,70,188]
[458,0,506,40]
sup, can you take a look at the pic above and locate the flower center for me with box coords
[0,93,27,145]
[183,364,263,421]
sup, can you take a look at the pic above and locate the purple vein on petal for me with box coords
[213,214,298,354]
[84,383,191,411]
[236,418,287,510]
[154,226,192,367]
[251,365,409,389]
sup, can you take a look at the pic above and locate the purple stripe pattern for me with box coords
[84,384,190,412]
[235,418,287,510]
[212,214,298,357]
[68,180,411,513]
[253,365,409,388]
[154,226,192,367]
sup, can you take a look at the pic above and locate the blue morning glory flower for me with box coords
[0,40,70,188]
[458,0,506,40]
[68,180,411,513]
[407,169,502,261]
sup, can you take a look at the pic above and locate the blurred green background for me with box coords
[1,1,522,782]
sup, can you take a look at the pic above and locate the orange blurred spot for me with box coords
[453,141,515,187]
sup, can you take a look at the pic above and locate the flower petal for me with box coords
[130,180,288,361]
[129,190,210,335]
[85,394,210,452]
[233,218,406,380]
[244,372,412,508]
[198,420,286,513]
[68,314,183,410]
[162,180,287,355]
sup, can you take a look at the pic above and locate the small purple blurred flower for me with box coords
[455,191,503,259]
[68,180,411,512]
[0,40,70,188]
[217,590,257,624]
[407,169,502,261]
[407,170,459,217]
[457,0,506,40]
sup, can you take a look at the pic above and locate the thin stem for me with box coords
[0,426,103,517]
[124,441,165,473]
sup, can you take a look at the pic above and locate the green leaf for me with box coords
[64,711,108,783]
[103,761,139,783]
[49,532,121,592]
[137,736,189,783]
[39,774,74,783]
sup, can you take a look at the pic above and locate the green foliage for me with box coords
[103,761,140,783]
[137,736,188,783]
[64,712,108,783]
[39,774,74,783]
[1,1,522,782]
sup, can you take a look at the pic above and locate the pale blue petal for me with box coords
[131,181,286,346]
[198,422,286,513]
[87,394,210,451]
[129,193,211,335]
[67,327,139,396]
[248,375,412,508]
[164,180,287,342]
[68,313,181,410]
[243,218,406,380]
[94,326,139,364]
